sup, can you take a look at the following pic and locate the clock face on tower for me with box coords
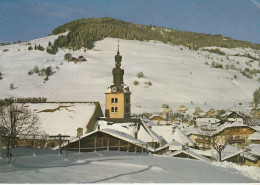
[111,86,118,93]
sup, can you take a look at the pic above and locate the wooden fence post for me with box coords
[33,135,36,156]
[78,136,81,153]
[107,137,109,151]
[94,137,96,152]
[59,134,62,155]
[0,134,2,159]
[135,144,137,153]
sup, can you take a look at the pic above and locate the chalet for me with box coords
[203,108,215,117]
[58,128,155,153]
[183,122,258,149]
[250,102,256,107]
[150,114,165,123]
[219,111,245,124]
[95,118,164,148]
[195,107,202,113]
[214,122,257,147]
[178,105,186,113]
[195,118,220,127]
[222,150,259,166]
[250,108,260,119]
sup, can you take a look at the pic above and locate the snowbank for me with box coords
[212,161,260,181]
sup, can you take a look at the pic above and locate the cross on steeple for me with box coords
[117,39,120,54]
[115,39,122,67]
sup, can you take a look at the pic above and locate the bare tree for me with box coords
[197,125,230,162]
[0,103,40,148]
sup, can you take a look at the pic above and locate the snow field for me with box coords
[0,149,258,183]
[0,36,259,114]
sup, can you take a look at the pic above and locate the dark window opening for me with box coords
[115,107,118,112]
[115,98,118,103]
[111,98,114,103]
[111,107,114,112]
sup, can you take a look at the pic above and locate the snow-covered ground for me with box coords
[0,148,258,183]
[0,35,259,114]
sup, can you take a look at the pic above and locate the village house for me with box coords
[178,105,186,114]
[219,111,245,124]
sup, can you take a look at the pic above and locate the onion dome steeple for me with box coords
[115,40,122,67]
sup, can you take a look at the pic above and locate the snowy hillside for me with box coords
[0,149,258,183]
[0,34,259,114]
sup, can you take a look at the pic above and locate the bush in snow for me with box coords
[64,53,72,61]
[46,42,58,55]
[33,66,39,73]
[137,72,144,79]
[28,45,33,50]
[145,81,152,86]
[0,72,3,80]
[28,70,34,75]
[10,83,14,90]
[3,49,9,52]
[133,80,139,85]
[253,87,260,107]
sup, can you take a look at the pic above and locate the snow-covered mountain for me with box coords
[0,34,259,113]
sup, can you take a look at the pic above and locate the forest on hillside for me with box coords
[52,17,260,50]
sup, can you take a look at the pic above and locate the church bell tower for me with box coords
[105,42,131,119]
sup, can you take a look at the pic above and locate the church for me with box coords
[59,44,164,153]
[12,43,164,153]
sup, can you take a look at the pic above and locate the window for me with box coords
[115,107,118,112]
[111,98,114,103]
[115,98,118,103]
[111,107,114,112]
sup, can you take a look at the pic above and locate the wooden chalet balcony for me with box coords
[228,138,245,144]
[195,138,211,144]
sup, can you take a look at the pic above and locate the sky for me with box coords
[0,0,260,44]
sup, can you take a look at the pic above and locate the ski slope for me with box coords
[0,35,259,114]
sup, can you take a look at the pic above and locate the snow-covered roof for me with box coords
[215,122,257,135]
[58,128,155,152]
[96,118,164,144]
[182,125,198,136]
[246,144,260,156]
[155,143,170,152]
[173,127,195,146]
[196,118,220,124]
[165,149,210,162]
[151,125,174,143]
[189,148,212,157]
[140,118,165,143]
[24,102,97,137]
[222,150,258,162]
[248,131,260,140]
[168,140,183,151]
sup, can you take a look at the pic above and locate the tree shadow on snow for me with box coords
[88,165,154,183]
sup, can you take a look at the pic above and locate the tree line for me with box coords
[52,17,260,50]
